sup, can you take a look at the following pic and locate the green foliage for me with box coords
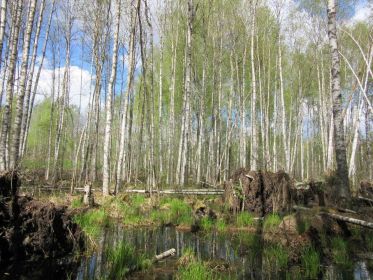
[176,249,213,280]
[216,219,227,232]
[301,246,320,279]
[106,241,150,279]
[166,198,193,225]
[263,244,288,271]
[71,197,83,209]
[177,261,214,280]
[235,212,254,227]
[296,216,311,234]
[74,209,110,239]
[263,214,282,230]
[200,217,214,231]
[366,233,373,252]
[331,237,351,267]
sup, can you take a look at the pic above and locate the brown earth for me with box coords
[0,172,84,268]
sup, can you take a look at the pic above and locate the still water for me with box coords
[76,226,372,280]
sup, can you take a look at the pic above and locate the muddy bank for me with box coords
[0,172,84,277]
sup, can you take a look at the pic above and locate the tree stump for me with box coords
[83,183,94,207]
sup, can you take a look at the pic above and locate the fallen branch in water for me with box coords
[153,248,176,263]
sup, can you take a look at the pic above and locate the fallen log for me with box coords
[358,196,373,204]
[322,213,373,229]
[153,248,176,262]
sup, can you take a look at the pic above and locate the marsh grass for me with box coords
[74,209,111,239]
[301,246,320,279]
[263,244,288,271]
[235,212,254,227]
[331,237,351,267]
[71,197,83,208]
[216,219,227,232]
[176,248,214,280]
[263,213,282,230]
[106,241,150,279]
[176,262,214,280]
[200,217,214,231]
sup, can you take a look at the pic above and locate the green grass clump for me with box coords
[150,210,169,225]
[296,215,311,234]
[74,209,110,238]
[216,219,227,232]
[71,197,83,208]
[177,262,214,280]
[301,246,320,279]
[106,241,150,279]
[331,237,351,267]
[235,212,254,227]
[263,244,288,271]
[176,248,214,280]
[365,233,373,251]
[130,194,146,208]
[165,198,193,225]
[200,217,214,231]
[263,213,282,230]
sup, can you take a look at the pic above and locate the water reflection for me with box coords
[76,226,372,280]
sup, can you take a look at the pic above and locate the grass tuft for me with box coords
[106,241,150,279]
[74,209,110,239]
[263,244,288,271]
[301,246,320,279]
[235,212,254,227]
[263,213,282,230]
[331,237,351,267]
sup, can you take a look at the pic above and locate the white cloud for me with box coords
[36,64,93,112]
[349,2,373,24]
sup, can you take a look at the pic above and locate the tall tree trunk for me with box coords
[0,0,7,70]
[20,0,46,157]
[250,1,257,171]
[0,0,22,171]
[327,0,350,201]
[103,0,121,196]
[22,0,54,157]
[116,5,137,192]
[10,0,37,168]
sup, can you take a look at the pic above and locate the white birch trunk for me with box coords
[103,0,121,196]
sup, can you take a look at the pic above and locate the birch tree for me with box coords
[103,0,121,196]
[327,0,350,201]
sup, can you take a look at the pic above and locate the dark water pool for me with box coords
[76,226,372,280]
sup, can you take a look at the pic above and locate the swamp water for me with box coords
[76,226,372,280]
